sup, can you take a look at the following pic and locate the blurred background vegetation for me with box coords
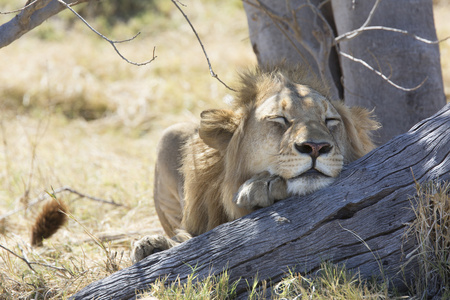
[0,0,448,298]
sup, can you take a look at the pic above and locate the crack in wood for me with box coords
[72,104,450,300]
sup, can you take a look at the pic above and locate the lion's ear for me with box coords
[199,109,239,152]
[333,102,380,159]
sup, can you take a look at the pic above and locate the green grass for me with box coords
[135,261,393,299]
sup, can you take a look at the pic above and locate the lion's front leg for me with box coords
[131,230,192,263]
[233,171,288,210]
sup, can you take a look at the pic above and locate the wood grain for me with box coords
[73,103,450,300]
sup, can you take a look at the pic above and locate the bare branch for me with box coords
[331,0,382,43]
[339,51,427,92]
[317,0,330,10]
[359,0,381,31]
[0,0,157,67]
[171,0,235,92]
[0,244,36,273]
[245,0,340,99]
[0,0,89,49]
[244,0,316,78]
[49,186,126,207]
[173,0,187,7]
[333,0,439,92]
[18,0,53,29]
[0,243,73,274]
[245,0,440,94]
[0,186,126,221]
[250,0,310,64]
[336,25,450,44]
[0,0,40,15]
[334,0,449,45]
[55,0,156,66]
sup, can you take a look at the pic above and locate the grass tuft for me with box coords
[408,180,450,299]
[139,269,239,300]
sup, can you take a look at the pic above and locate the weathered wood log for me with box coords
[73,103,450,299]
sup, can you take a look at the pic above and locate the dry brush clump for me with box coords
[407,180,450,299]
[0,197,131,299]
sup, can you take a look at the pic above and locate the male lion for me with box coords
[131,66,379,263]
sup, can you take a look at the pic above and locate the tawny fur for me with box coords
[132,65,380,263]
[180,65,379,236]
[31,199,68,247]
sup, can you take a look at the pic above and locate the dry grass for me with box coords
[408,181,450,299]
[0,1,449,299]
[0,0,254,298]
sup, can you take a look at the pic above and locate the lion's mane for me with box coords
[180,66,378,236]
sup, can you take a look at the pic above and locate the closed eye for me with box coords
[267,116,290,127]
[325,118,340,128]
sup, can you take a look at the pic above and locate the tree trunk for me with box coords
[243,0,342,100]
[73,104,450,300]
[332,0,446,144]
[243,0,446,144]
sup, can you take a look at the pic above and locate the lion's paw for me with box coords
[233,172,288,210]
[131,235,177,264]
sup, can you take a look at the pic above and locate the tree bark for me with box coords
[332,0,446,144]
[0,0,90,49]
[73,103,450,300]
[243,0,342,100]
[243,0,446,144]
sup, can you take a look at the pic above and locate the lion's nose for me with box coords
[295,142,332,159]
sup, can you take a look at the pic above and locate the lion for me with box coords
[131,65,379,263]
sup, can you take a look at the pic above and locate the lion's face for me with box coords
[240,84,356,195]
[198,69,378,198]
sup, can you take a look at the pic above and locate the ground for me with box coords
[0,1,448,298]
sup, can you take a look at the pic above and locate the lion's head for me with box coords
[196,66,379,220]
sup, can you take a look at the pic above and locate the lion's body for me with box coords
[152,122,197,237]
[132,66,379,262]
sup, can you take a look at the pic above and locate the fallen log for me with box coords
[73,103,450,299]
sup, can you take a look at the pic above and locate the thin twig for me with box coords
[0,244,73,274]
[336,25,450,44]
[0,244,36,273]
[63,209,120,273]
[334,0,449,45]
[0,0,39,14]
[55,0,156,66]
[0,186,126,221]
[170,0,236,92]
[174,0,187,7]
[247,0,339,99]
[339,225,387,284]
[317,0,330,10]
[360,0,381,30]
[330,0,381,43]
[339,51,427,92]
[49,186,127,207]
[18,112,51,207]
[245,0,312,70]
